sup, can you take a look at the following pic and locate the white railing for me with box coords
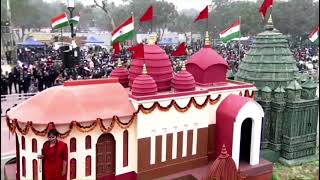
[1,93,37,116]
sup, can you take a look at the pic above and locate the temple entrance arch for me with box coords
[239,118,253,163]
[216,95,264,169]
[96,133,116,180]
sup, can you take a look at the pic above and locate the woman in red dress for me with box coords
[38,129,68,180]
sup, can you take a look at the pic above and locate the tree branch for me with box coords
[93,0,116,30]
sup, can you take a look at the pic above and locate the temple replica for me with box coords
[6,34,273,180]
[236,15,319,165]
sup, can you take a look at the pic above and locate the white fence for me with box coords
[1,93,37,117]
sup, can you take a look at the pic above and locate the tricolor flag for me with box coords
[219,20,241,43]
[69,13,80,25]
[112,16,135,45]
[51,13,69,30]
[309,26,319,44]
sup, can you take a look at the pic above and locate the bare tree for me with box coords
[93,0,116,30]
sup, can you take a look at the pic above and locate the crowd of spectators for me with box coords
[1,41,318,95]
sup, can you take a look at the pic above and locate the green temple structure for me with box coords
[235,15,319,165]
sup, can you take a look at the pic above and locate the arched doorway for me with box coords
[239,118,252,163]
[96,133,116,180]
[16,134,20,180]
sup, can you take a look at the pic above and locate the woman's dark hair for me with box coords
[47,129,59,137]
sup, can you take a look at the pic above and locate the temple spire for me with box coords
[265,14,274,31]
[204,31,211,47]
[117,58,123,67]
[142,64,148,75]
[181,61,186,71]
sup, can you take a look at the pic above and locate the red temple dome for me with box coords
[186,32,229,85]
[110,58,129,88]
[172,62,196,92]
[131,64,158,96]
[129,44,173,92]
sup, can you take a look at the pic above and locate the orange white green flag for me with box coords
[309,26,319,44]
[219,20,241,43]
[51,13,69,30]
[111,16,135,45]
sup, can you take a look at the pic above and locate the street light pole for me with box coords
[6,0,15,64]
[67,0,78,68]
[67,0,75,38]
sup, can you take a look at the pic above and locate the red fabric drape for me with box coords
[128,43,144,59]
[172,42,187,57]
[113,42,121,55]
[140,6,153,22]
[259,0,273,18]
[194,6,208,22]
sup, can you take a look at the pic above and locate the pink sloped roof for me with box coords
[186,47,229,70]
[7,79,135,124]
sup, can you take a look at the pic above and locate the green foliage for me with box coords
[210,1,263,37]
[273,161,319,180]
[272,173,281,180]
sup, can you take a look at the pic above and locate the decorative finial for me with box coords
[204,31,210,46]
[117,58,122,67]
[265,14,274,31]
[181,61,186,71]
[142,64,148,75]
[219,144,229,158]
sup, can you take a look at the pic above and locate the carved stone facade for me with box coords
[258,79,319,165]
[235,15,319,165]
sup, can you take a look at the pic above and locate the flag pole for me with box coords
[266,4,273,24]
[61,28,63,46]
[132,11,135,45]
[238,16,242,64]
[151,18,153,34]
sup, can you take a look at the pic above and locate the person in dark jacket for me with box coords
[8,71,15,94]
[13,66,20,93]
[1,74,8,95]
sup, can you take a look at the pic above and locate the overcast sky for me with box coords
[46,0,213,11]
[46,0,302,11]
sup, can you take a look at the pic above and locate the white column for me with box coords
[172,126,178,159]
[161,128,167,162]
[182,124,188,157]
[150,130,156,165]
[232,121,241,169]
[192,123,198,155]
[250,117,262,166]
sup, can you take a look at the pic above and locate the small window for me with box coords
[123,130,128,167]
[70,138,76,152]
[70,158,76,179]
[22,157,26,177]
[22,136,25,150]
[32,138,37,153]
[33,159,38,180]
[85,156,91,176]
[85,136,91,149]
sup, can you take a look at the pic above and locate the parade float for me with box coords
[236,15,319,165]
[6,34,273,180]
